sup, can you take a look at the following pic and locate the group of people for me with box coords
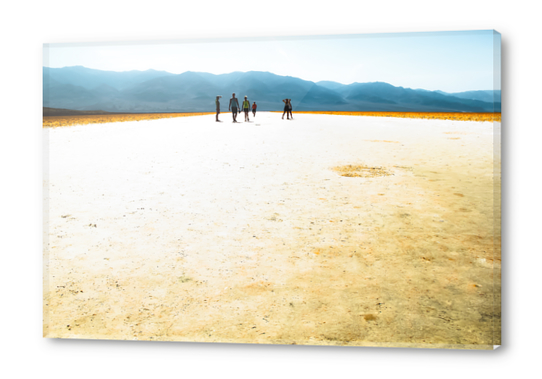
[215,93,293,122]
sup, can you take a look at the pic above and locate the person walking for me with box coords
[282,98,290,120]
[215,95,222,122]
[287,99,293,120]
[252,102,257,117]
[229,93,240,122]
[242,96,251,122]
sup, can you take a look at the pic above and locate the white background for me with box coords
[0,1,539,378]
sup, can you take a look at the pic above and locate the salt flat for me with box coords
[43,112,501,349]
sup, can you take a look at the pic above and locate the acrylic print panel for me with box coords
[43,30,501,349]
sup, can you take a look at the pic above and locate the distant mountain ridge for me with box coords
[43,66,501,113]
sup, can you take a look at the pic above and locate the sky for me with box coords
[44,30,500,93]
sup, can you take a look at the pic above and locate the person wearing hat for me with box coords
[229,93,240,122]
[242,96,251,122]
[215,95,222,122]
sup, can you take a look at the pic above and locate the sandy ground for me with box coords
[43,112,501,349]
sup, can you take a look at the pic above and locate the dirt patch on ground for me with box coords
[364,140,400,143]
[332,164,392,178]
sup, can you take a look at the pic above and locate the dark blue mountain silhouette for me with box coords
[43,66,500,113]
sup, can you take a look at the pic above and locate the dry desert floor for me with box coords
[43,112,501,349]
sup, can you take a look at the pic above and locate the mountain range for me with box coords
[43,66,501,113]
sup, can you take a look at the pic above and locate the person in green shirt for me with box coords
[242,96,251,122]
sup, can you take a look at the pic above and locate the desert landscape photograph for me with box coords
[43,30,501,349]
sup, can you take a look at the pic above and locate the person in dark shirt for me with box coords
[282,98,290,120]
[229,93,240,122]
[287,99,293,120]
[215,95,222,122]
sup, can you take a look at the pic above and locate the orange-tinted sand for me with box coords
[279,111,501,122]
[43,112,215,128]
[44,111,501,128]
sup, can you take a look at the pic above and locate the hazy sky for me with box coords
[44,30,500,93]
